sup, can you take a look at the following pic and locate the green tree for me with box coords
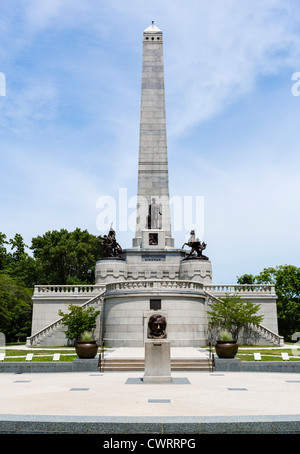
[58,304,100,341]
[0,274,33,342]
[0,232,38,288]
[207,294,264,341]
[0,229,104,342]
[236,273,256,285]
[237,265,300,339]
[6,234,38,288]
[31,228,103,284]
[0,233,11,271]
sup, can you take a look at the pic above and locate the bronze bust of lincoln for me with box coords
[148,313,167,339]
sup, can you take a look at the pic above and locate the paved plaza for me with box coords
[0,348,300,434]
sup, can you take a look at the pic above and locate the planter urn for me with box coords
[215,340,238,358]
[75,340,98,359]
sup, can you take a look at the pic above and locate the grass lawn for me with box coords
[1,344,300,362]
[207,344,300,361]
[0,345,107,362]
[2,355,78,362]
[236,348,300,361]
[1,348,77,362]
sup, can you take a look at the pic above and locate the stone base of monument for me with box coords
[143,339,173,383]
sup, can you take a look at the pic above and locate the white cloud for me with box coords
[0,78,58,133]
[2,1,300,138]
[163,1,300,135]
[0,0,300,282]
[0,143,103,245]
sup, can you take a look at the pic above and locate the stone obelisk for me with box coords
[133,22,174,249]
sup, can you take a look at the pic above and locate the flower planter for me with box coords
[75,340,98,359]
[215,340,238,358]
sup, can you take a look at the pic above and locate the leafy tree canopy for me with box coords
[58,304,100,341]
[207,294,263,341]
[237,265,300,340]
[0,228,103,342]
[31,228,103,285]
[0,274,32,342]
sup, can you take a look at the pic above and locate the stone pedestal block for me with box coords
[179,258,213,284]
[142,229,166,249]
[143,339,172,383]
[95,258,127,285]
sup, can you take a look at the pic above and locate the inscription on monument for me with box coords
[142,255,166,261]
[150,299,161,310]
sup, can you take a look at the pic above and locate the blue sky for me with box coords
[0,0,300,284]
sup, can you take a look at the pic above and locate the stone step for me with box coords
[101,358,214,372]
[102,360,211,365]
[103,359,144,363]
[102,366,213,372]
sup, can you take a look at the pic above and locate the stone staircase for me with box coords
[27,290,105,347]
[100,357,214,372]
[204,290,284,346]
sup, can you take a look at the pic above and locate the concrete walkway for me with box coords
[104,347,210,360]
[1,347,300,434]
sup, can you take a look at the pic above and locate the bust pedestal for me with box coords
[143,339,172,383]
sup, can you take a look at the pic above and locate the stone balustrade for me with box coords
[250,323,284,345]
[204,284,276,295]
[33,282,276,297]
[105,280,204,293]
[33,284,105,297]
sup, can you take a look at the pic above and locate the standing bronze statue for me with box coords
[148,197,162,229]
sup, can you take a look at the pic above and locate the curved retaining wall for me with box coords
[214,358,300,373]
[0,414,300,434]
[1,357,300,374]
[103,281,207,348]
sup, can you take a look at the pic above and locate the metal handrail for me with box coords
[208,341,215,372]
[98,341,105,373]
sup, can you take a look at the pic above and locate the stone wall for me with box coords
[102,281,207,347]
[29,282,280,347]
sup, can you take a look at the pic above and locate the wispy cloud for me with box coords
[162,1,300,135]
[2,1,299,137]
[0,77,58,134]
[0,0,299,282]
